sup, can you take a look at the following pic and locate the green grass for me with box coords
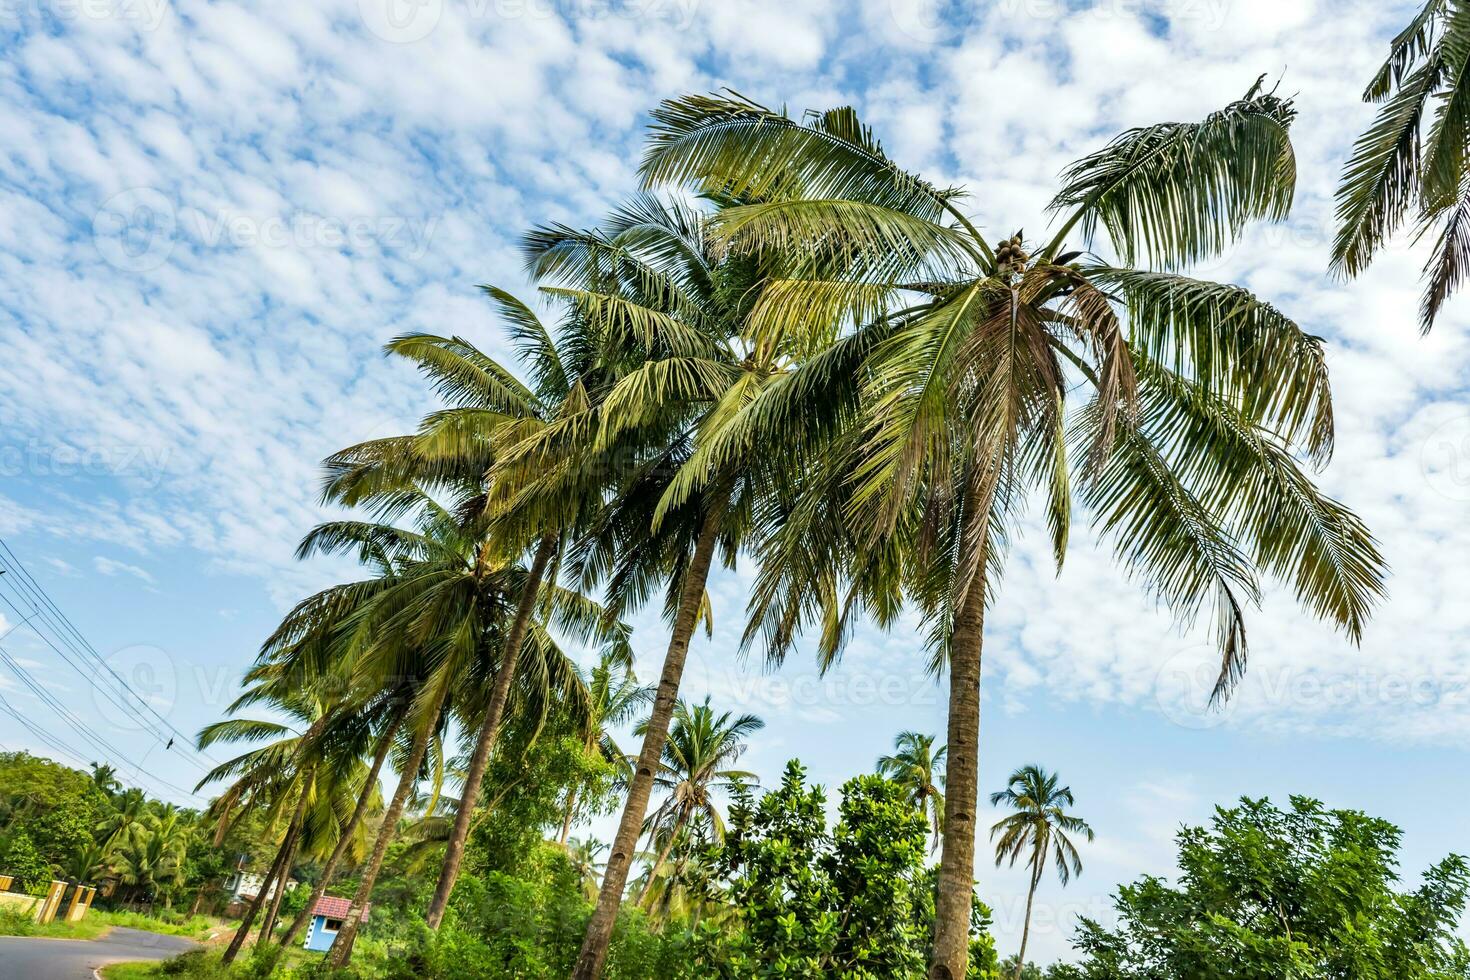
[0,904,111,938]
[98,963,163,980]
[93,907,231,940]
[0,904,232,942]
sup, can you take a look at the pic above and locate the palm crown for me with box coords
[632,80,1387,980]
[1333,0,1470,331]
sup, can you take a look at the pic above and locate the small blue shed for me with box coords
[303,895,368,952]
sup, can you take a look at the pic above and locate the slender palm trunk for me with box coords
[424,533,557,930]
[1013,862,1042,980]
[279,717,400,948]
[257,812,303,943]
[327,691,444,969]
[560,730,599,844]
[638,815,686,908]
[222,790,308,965]
[929,506,992,980]
[572,502,725,980]
[558,785,579,844]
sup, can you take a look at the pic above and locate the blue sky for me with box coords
[2,0,1469,964]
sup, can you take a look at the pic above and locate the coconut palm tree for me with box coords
[642,84,1388,980]
[111,808,191,909]
[990,766,1093,979]
[1333,0,1470,331]
[323,282,644,931]
[878,731,946,851]
[97,787,148,849]
[566,837,608,900]
[64,840,112,886]
[197,675,367,962]
[635,697,761,906]
[287,493,601,967]
[89,763,122,798]
[558,192,868,980]
[559,653,654,844]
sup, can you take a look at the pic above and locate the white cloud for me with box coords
[4,0,1470,960]
[92,556,156,585]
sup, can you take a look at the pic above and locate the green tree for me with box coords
[1061,797,1470,979]
[641,86,1388,980]
[559,655,654,844]
[566,837,608,901]
[878,731,947,851]
[698,759,980,979]
[989,766,1092,979]
[1333,0,1470,331]
[637,698,763,906]
[111,807,191,909]
[536,196,850,979]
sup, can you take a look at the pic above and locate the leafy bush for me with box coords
[1056,796,1470,979]
[0,831,52,892]
[693,761,1000,979]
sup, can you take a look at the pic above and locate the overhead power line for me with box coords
[0,539,220,767]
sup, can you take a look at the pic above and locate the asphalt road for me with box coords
[0,926,198,978]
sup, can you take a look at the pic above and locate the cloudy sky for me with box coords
[2,0,1468,963]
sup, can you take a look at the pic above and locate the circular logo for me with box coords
[91,644,178,735]
[889,0,977,45]
[1420,414,1470,501]
[93,188,177,273]
[1152,644,1239,731]
[359,0,443,43]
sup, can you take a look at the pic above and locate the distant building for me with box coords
[303,895,369,953]
[222,863,297,917]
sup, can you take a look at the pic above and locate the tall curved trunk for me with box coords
[558,784,579,845]
[424,532,557,930]
[1013,861,1042,980]
[257,800,306,944]
[929,500,992,980]
[221,787,309,965]
[572,501,725,980]
[326,687,445,969]
[279,716,401,948]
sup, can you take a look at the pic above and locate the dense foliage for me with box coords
[1054,797,1470,979]
[0,752,263,912]
[692,761,1000,980]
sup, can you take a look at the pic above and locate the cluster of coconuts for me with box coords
[995,234,1027,272]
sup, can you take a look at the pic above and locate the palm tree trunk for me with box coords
[222,789,309,965]
[1013,862,1042,980]
[558,784,579,845]
[559,731,598,844]
[424,532,557,930]
[572,501,725,980]
[326,691,443,969]
[929,503,992,980]
[279,716,400,948]
[257,811,304,944]
[638,815,686,908]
